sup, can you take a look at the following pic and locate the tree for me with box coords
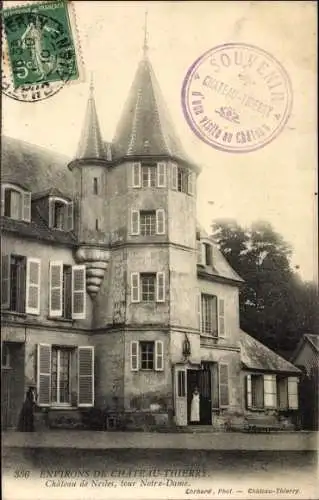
[211,219,319,354]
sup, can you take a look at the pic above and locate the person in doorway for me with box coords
[190,386,200,424]
[18,387,36,432]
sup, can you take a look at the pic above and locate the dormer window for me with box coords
[49,197,73,231]
[1,184,31,222]
[197,241,213,266]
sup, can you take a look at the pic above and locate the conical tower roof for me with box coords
[76,79,105,160]
[112,50,193,166]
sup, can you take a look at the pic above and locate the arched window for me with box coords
[1,184,31,222]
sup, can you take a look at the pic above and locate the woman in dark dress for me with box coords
[18,387,35,431]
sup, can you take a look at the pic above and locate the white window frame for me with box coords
[141,165,157,188]
[218,298,226,337]
[131,272,140,303]
[156,272,165,302]
[71,265,86,320]
[131,341,139,371]
[51,347,72,406]
[155,340,164,371]
[49,261,63,317]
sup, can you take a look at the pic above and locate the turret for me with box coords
[68,78,110,299]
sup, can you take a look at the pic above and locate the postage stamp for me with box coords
[2,0,82,102]
[181,43,293,153]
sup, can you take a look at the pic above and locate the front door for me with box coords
[187,365,212,425]
[174,366,187,426]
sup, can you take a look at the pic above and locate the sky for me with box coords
[2,1,318,282]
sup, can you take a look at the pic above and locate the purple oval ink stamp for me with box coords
[181,43,293,153]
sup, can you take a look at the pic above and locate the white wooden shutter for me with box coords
[157,162,166,187]
[0,185,4,216]
[218,298,225,337]
[131,341,139,371]
[37,344,51,406]
[48,198,54,227]
[155,340,164,371]
[49,261,63,317]
[22,192,31,222]
[219,364,229,407]
[72,265,86,319]
[171,163,178,190]
[131,210,140,235]
[26,258,41,315]
[132,162,141,187]
[78,346,94,407]
[187,172,195,195]
[156,272,165,302]
[197,293,202,332]
[246,374,252,408]
[278,377,288,409]
[65,202,73,231]
[131,272,140,302]
[288,377,299,409]
[197,241,204,265]
[156,209,165,234]
[1,254,10,309]
[264,374,277,408]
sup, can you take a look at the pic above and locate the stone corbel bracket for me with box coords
[75,246,110,299]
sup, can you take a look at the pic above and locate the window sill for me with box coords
[48,406,77,411]
[2,310,27,318]
[47,316,74,323]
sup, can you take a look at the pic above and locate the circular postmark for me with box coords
[2,7,78,102]
[181,43,293,153]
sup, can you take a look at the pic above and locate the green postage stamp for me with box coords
[2,0,80,90]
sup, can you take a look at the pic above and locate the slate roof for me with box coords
[76,84,106,160]
[2,135,74,196]
[1,216,77,246]
[305,334,319,351]
[112,53,195,167]
[290,333,319,363]
[239,330,300,374]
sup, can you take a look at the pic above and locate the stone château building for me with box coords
[1,40,300,431]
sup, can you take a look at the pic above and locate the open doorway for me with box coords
[187,364,212,425]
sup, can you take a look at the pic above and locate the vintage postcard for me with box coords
[1,1,318,500]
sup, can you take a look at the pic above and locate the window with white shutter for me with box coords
[155,340,164,371]
[264,374,277,408]
[26,258,41,315]
[49,261,63,317]
[132,162,141,187]
[219,364,229,407]
[22,192,31,222]
[288,377,299,409]
[156,272,165,302]
[218,298,225,337]
[171,163,178,190]
[72,265,86,319]
[37,344,51,406]
[157,162,166,187]
[2,184,31,222]
[131,341,139,371]
[1,255,10,309]
[156,209,165,234]
[78,346,94,407]
[131,272,140,302]
[131,210,140,235]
